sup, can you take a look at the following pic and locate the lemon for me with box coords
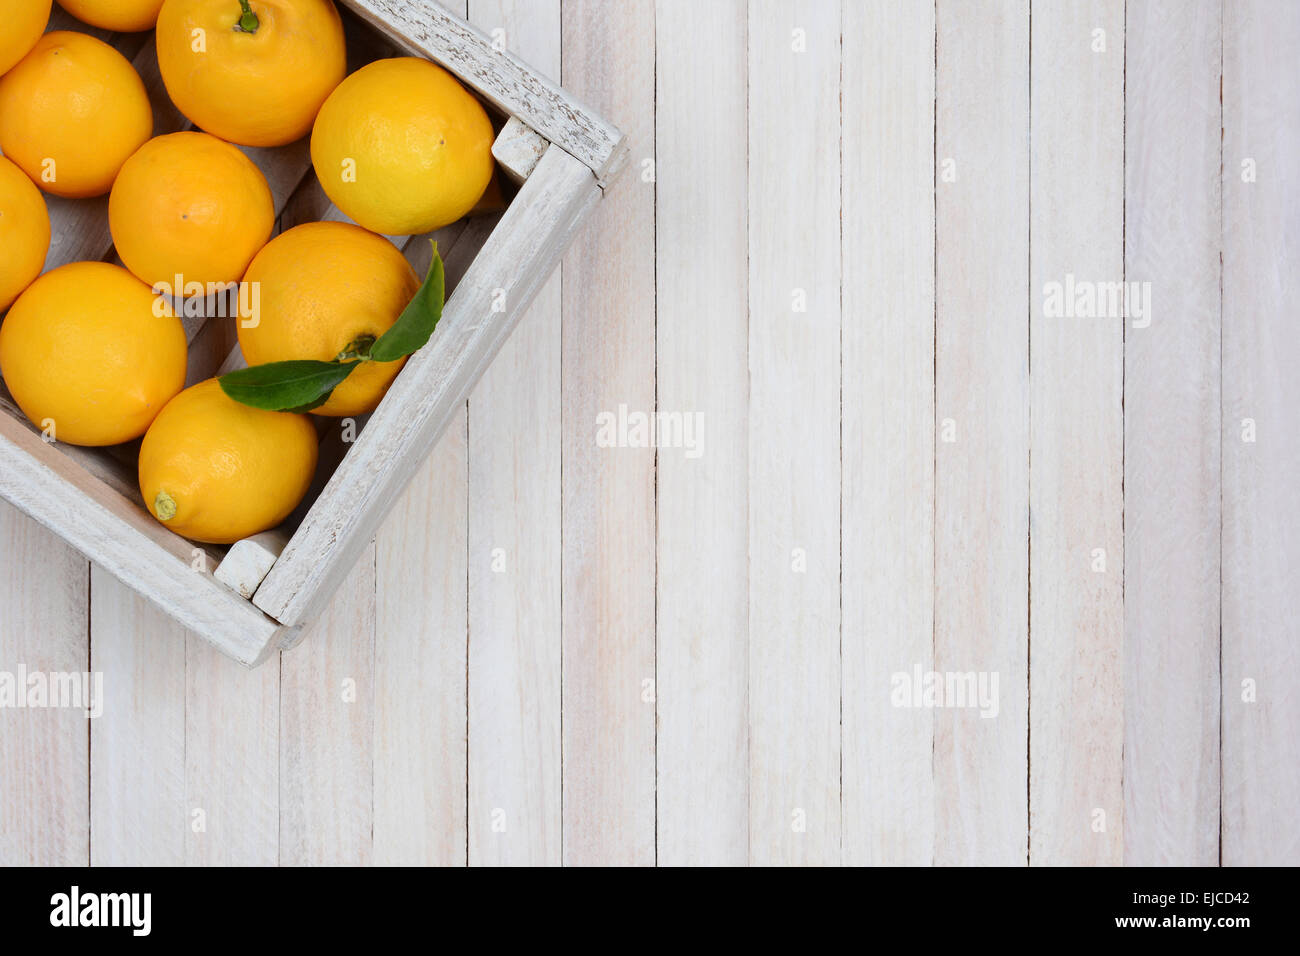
[57,0,163,31]
[0,262,187,446]
[0,32,153,199]
[311,57,495,235]
[110,131,275,290]
[0,156,50,314]
[156,0,346,147]
[0,0,51,76]
[238,221,420,417]
[139,378,319,544]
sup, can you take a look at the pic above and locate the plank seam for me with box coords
[929,0,939,870]
[1216,0,1225,869]
[1119,0,1127,864]
[1025,0,1033,867]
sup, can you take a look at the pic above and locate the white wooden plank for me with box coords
[253,146,600,627]
[184,639,279,866]
[369,0,468,868]
[1123,0,1221,866]
[1221,0,1300,866]
[1027,0,1125,866]
[279,546,376,866]
[373,412,468,866]
[464,0,562,868]
[89,567,186,865]
[0,506,89,865]
[747,0,841,866]
[337,0,626,184]
[559,0,657,867]
[933,0,1029,866]
[840,0,935,867]
[653,0,748,867]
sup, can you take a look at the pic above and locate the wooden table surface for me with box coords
[2,0,1297,867]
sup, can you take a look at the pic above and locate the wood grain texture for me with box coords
[214,530,290,600]
[493,116,549,185]
[374,412,468,866]
[747,0,841,866]
[653,0,749,867]
[1028,0,1125,866]
[1221,0,1300,866]
[89,567,186,866]
[934,0,1029,866]
[559,0,657,867]
[465,0,562,868]
[279,546,376,866]
[1123,0,1222,866]
[0,510,89,865]
[337,0,627,183]
[840,0,935,867]
[184,640,279,866]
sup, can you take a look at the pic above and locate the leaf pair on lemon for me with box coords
[219,243,445,414]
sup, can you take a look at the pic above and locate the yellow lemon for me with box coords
[57,0,163,31]
[156,0,346,147]
[0,262,186,446]
[311,57,495,235]
[110,131,275,290]
[0,156,50,314]
[238,221,420,417]
[0,0,51,76]
[0,32,153,199]
[139,378,319,544]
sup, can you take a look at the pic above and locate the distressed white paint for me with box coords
[492,116,549,185]
[0,508,89,865]
[553,0,657,867]
[840,0,935,867]
[1028,0,1125,866]
[1221,0,1300,867]
[653,0,749,866]
[747,0,842,866]
[279,546,376,866]
[934,0,1029,866]
[1123,0,1222,866]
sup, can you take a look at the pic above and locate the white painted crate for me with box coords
[0,0,625,666]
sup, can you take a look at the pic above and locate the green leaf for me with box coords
[370,242,445,363]
[219,360,361,413]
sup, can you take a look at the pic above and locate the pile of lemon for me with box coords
[0,0,495,544]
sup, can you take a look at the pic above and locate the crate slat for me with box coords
[253,144,599,625]
[493,116,549,185]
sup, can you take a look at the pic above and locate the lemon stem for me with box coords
[154,491,178,522]
[235,0,259,33]
[335,334,376,363]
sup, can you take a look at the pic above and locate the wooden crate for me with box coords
[0,0,625,666]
